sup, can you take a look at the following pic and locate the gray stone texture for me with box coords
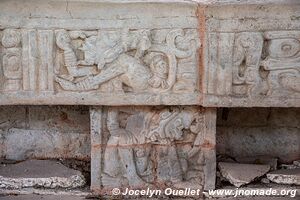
[0,160,86,189]
[267,169,300,185]
[218,162,270,187]
[90,106,215,194]
[0,0,299,198]
[0,106,90,161]
[217,108,300,163]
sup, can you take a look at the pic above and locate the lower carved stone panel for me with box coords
[90,106,216,195]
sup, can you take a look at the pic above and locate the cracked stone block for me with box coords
[235,156,278,171]
[217,126,300,163]
[90,106,216,195]
[218,162,270,187]
[0,160,86,189]
[3,128,90,161]
[267,169,300,185]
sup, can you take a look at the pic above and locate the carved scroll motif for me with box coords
[1,29,22,91]
[232,32,264,97]
[230,31,300,98]
[261,31,300,95]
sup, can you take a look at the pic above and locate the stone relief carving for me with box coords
[208,31,300,99]
[54,29,199,93]
[100,106,205,190]
[261,31,300,95]
[1,29,22,91]
[232,32,264,97]
[0,28,199,95]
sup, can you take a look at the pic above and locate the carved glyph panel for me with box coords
[90,106,216,193]
[205,31,300,107]
[0,28,200,105]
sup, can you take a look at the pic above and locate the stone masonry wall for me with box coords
[217,108,300,163]
[0,106,90,161]
[1,106,298,164]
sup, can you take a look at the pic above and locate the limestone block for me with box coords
[0,160,86,189]
[218,162,270,187]
[28,106,90,133]
[235,156,278,171]
[0,0,201,106]
[217,127,300,163]
[267,169,300,185]
[203,3,300,107]
[0,106,27,130]
[3,128,90,161]
[90,106,217,194]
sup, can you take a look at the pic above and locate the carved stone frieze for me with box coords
[205,31,300,107]
[1,29,22,91]
[0,28,200,105]
[90,106,216,194]
[54,29,199,94]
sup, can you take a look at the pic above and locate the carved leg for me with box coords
[118,146,147,187]
[55,63,125,91]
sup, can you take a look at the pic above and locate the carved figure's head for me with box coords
[148,55,169,89]
[165,117,184,141]
[1,29,20,48]
[56,30,71,49]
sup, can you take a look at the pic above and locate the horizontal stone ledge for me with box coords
[0,93,201,105]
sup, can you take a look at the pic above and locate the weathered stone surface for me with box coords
[235,156,278,171]
[0,106,90,160]
[0,0,201,106]
[0,195,86,200]
[218,162,270,187]
[209,198,296,200]
[28,106,90,133]
[267,169,300,185]
[0,195,297,200]
[0,1,299,199]
[217,127,300,163]
[3,128,90,161]
[294,161,300,167]
[90,106,216,194]
[217,108,300,163]
[0,1,299,107]
[0,160,86,189]
[203,3,300,107]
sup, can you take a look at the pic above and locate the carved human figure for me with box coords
[102,107,204,189]
[1,29,22,91]
[55,52,169,92]
[102,108,150,187]
[55,29,98,81]
[146,108,204,188]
